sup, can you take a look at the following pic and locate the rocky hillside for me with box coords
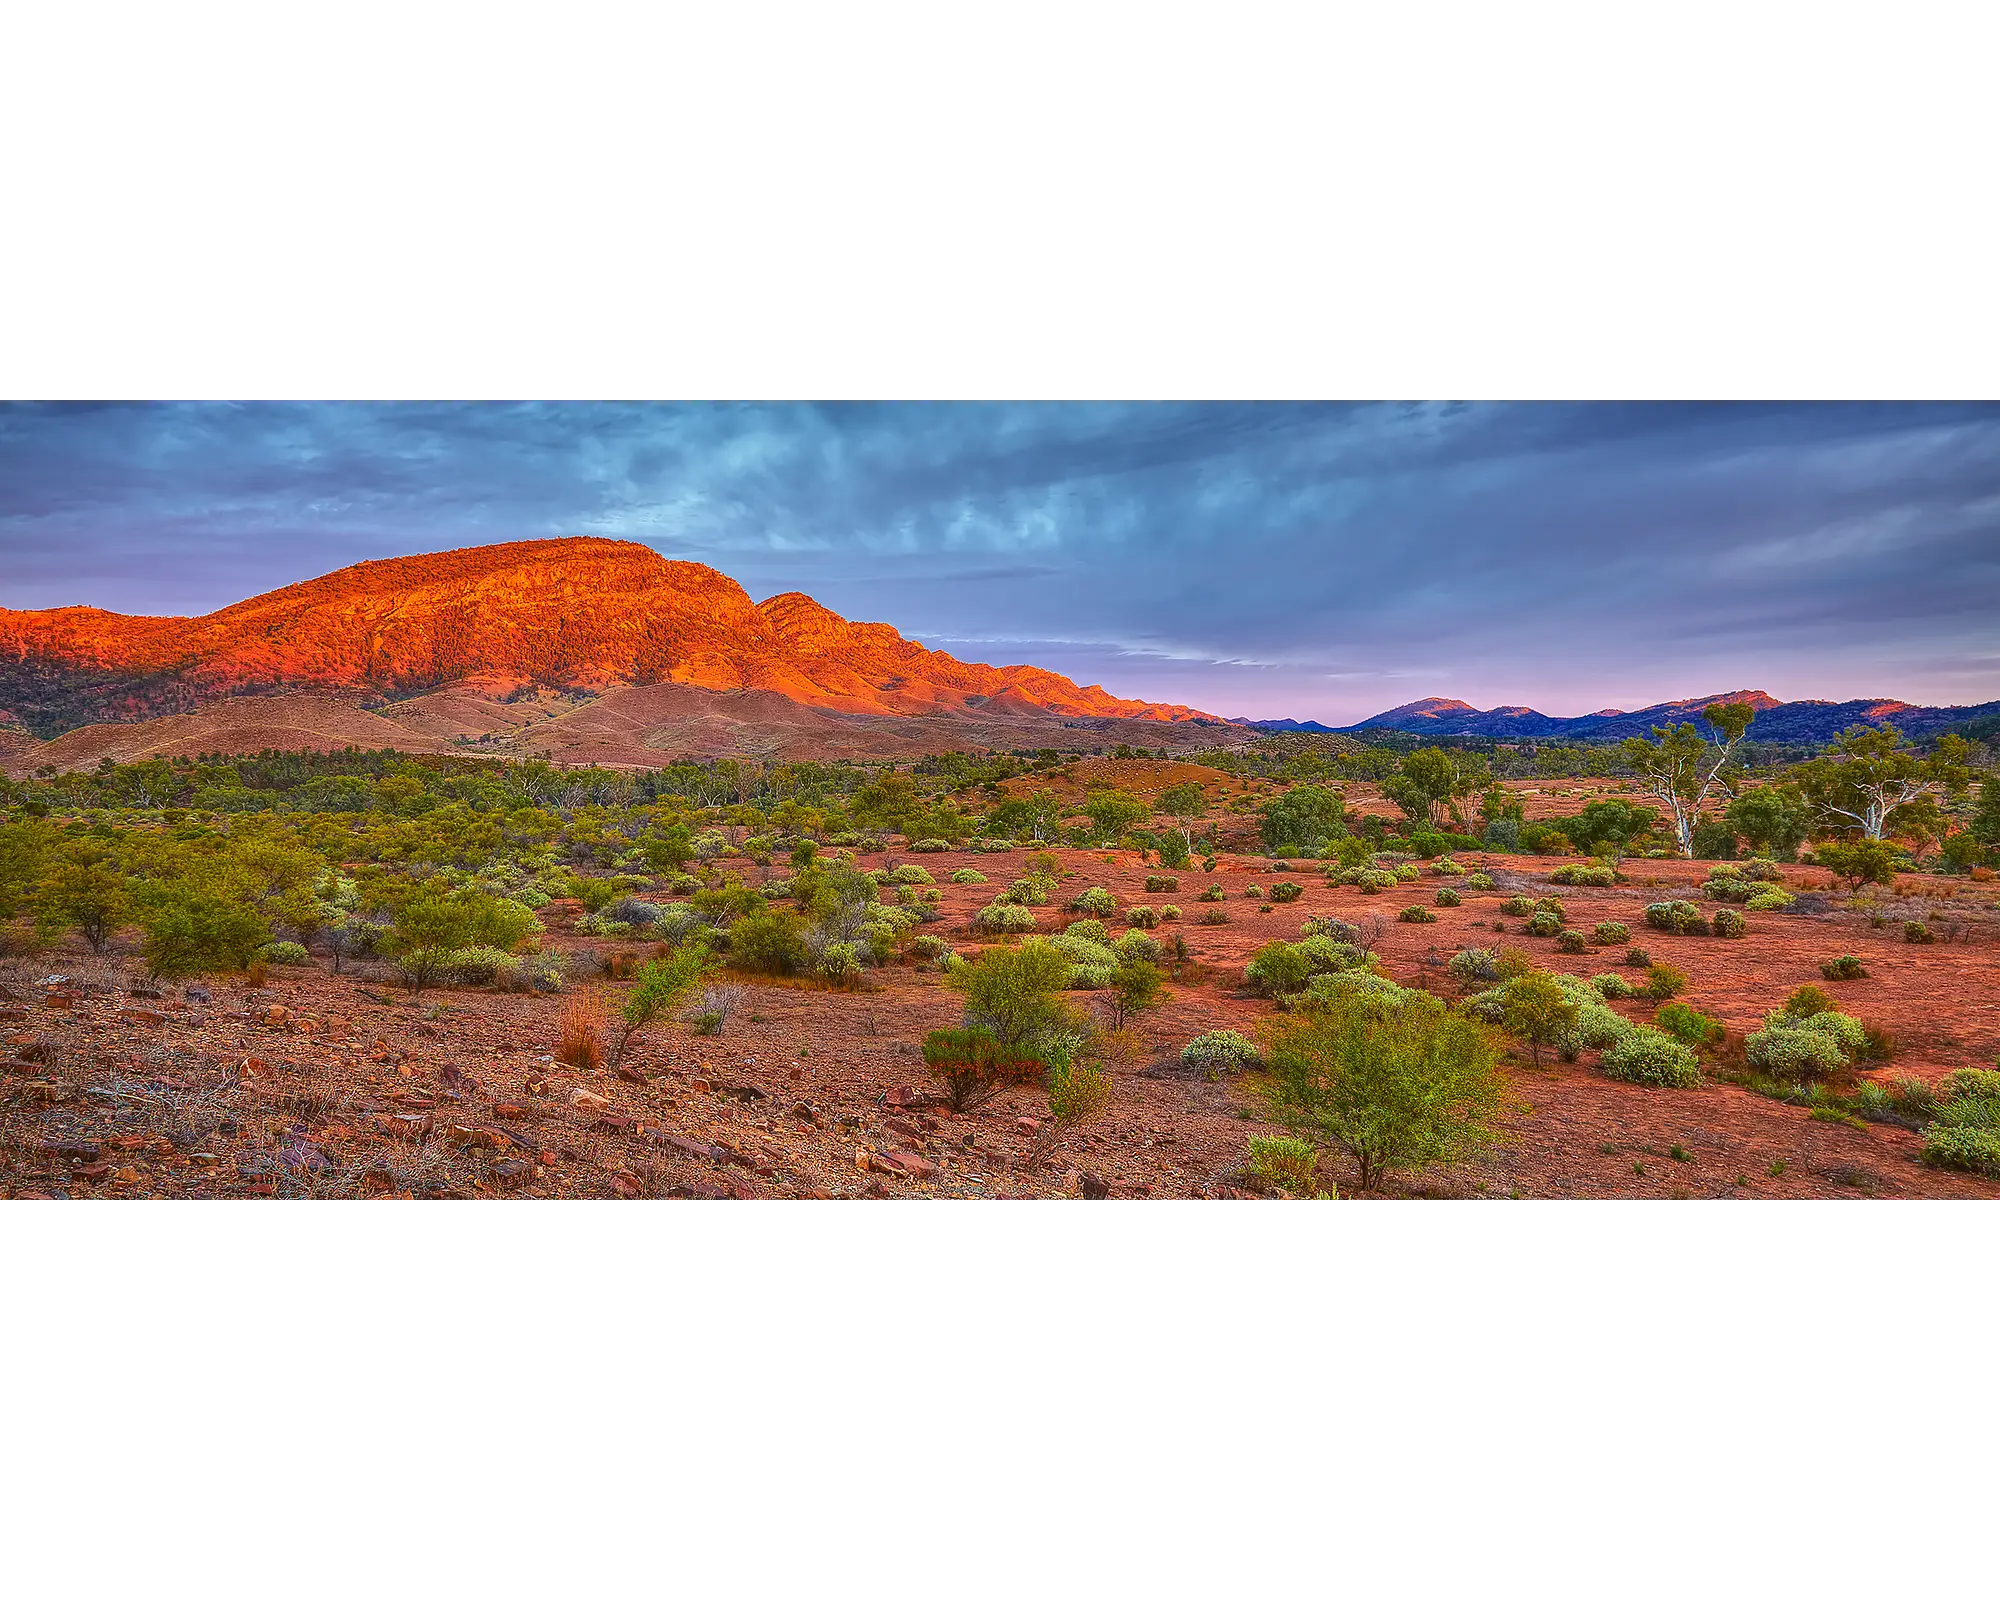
[0,538,1220,737]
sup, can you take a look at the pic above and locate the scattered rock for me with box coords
[1079,1171,1112,1200]
[569,1086,610,1111]
[607,1171,646,1199]
[871,1148,940,1181]
[487,1158,533,1190]
[789,1100,819,1126]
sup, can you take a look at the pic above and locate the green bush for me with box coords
[1500,895,1533,918]
[817,941,864,987]
[885,862,935,886]
[1181,1029,1261,1078]
[1399,904,1438,924]
[1112,929,1161,966]
[1744,888,1794,911]
[1198,884,1226,903]
[1555,928,1587,953]
[1434,887,1461,908]
[1643,963,1687,1000]
[1247,1135,1326,1197]
[1144,874,1180,893]
[1067,885,1116,917]
[260,940,310,966]
[1246,940,1313,996]
[727,907,809,974]
[448,945,519,985]
[1431,857,1466,877]
[1745,1008,1864,1077]
[921,1025,1049,1113]
[1001,877,1052,907]
[950,868,988,885]
[908,933,952,966]
[1463,873,1495,891]
[1592,921,1630,945]
[1591,972,1638,1000]
[1356,870,1397,894]
[1904,920,1936,944]
[973,901,1039,935]
[1262,987,1508,1192]
[1645,900,1707,935]
[1602,1026,1703,1088]
[944,942,1077,1052]
[1268,880,1303,904]
[1820,954,1867,980]
[1624,946,1652,967]
[1712,908,1746,939]
[1655,1001,1723,1047]
[1126,905,1161,929]
[1525,908,1564,937]
[1549,862,1617,887]
[1784,984,1833,1016]
[1065,917,1112,945]
[1446,947,1498,986]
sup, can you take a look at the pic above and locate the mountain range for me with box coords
[1247,691,2000,743]
[0,537,1232,772]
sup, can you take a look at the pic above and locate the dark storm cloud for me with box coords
[2,401,1996,720]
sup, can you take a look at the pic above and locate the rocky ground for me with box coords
[4,845,1997,1201]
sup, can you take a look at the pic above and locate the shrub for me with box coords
[1067,886,1116,917]
[685,982,744,1034]
[1160,904,1182,921]
[1261,988,1509,1192]
[1939,1068,2000,1104]
[1126,905,1161,929]
[921,1026,1047,1112]
[1501,970,1579,1066]
[1001,877,1052,907]
[973,901,1039,935]
[1399,905,1438,924]
[1500,895,1533,918]
[261,940,310,966]
[1921,1097,2000,1177]
[728,907,809,973]
[908,933,952,966]
[1745,1008,1864,1076]
[1246,940,1313,996]
[1592,921,1630,945]
[1198,908,1229,925]
[1045,1058,1112,1137]
[1247,1135,1325,1197]
[1357,871,1397,894]
[1591,972,1638,999]
[1904,919,1936,944]
[1645,901,1706,935]
[1602,1026,1703,1088]
[945,941,1077,1050]
[1554,928,1587,953]
[1784,984,1833,1017]
[1107,957,1166,1027]
[1144,875,1180,893]
[1112,929,1161,966]
[1643,963,1687,1000]
[1446,946,1499,986]
[448,945,518,985]
[885,863,935,885]
[1655,1001,1723,1048]
[817,941,864,987]
[1525,908,1564,937]
[1181,1030,1261,1078]
[1066,918,1113,945]
[1463,873,1495,891]
[1198,884,1226,903]
[1434,887,1461,908]
[1624,947,1652,968]
[1549,862,1617,887]
[1712,908,1747,939]
[906,838,951,853]
[1744,888,1794,911]
[1268,881,1303,904]
[951,868,988,885]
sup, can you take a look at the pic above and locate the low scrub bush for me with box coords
[1399,905,1438,924]
[1182,1029,1262,1078]
[1591,972,1638,999]
[1549,862,1617,887]
[1431,857,1466,877]
[1645,900,1707,935]
[1247,1134,1325,1197]
[1198,884,1226,903]
[921,1026,1047,1112]
[1246,939,1313,996]
[1126,905,1161,929]
[1555,928,1587,953]
[950,868,988,885]
[1643,963,1687,1000]
[1904,920,1936,944]
[1602,1026,1703,1088]
[1446,947,1499,986]
[1268,880,1303,904]
[973,901,1039,935]
[1144,875,1180,893]
[1500,895,1533,918]
[1819,954,1867,981]
[1712,908,1747,938]
[1592,921,1630,945]
[1745,1008,1864,1077]
[261,940,310,966]
[1463,873,1496,891]
[1434,887,1461,908]
[1624,946,1652,968]
[1655,1001,1723,1048]
[1745,888,1794,911]
[1067,885,1116,916]
[1525,908,1564,937]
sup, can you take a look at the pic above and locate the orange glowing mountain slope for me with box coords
[0,537,1219,739]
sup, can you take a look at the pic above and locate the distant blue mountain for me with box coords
[1245,691,2000,743]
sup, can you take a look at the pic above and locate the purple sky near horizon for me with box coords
[3,401,1998,723]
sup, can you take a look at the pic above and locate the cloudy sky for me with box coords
[2,401,1996,723]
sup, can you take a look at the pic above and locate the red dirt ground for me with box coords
[5,844,1995,1201]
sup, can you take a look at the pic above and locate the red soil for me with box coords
[5,846,1995,1202]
